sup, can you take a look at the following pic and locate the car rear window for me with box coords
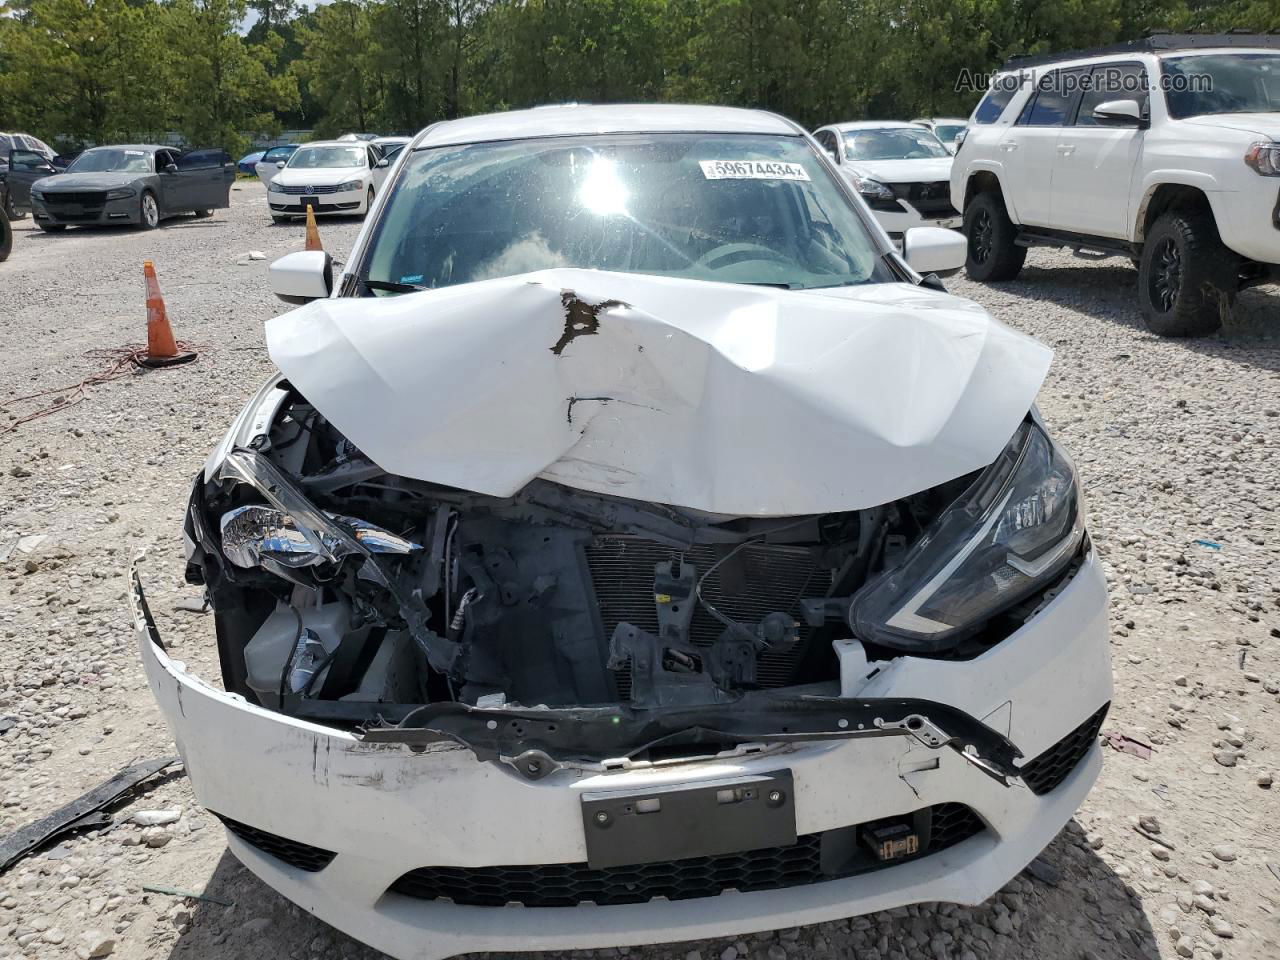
[973,84,1018,124]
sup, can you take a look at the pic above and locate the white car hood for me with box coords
[274,167,367,187]
[266,269,1052,516]
[1183,113,1280,139]
[844,157,953,184]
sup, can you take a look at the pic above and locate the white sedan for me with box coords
[266,141,388,222]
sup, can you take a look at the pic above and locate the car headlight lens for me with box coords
[268,180,287,193]
[220,504,419,570]
[850,421,1085,653]
[1244,142,1280,177]
[337,179,363,192]
[30,190,43,201]
[105,188,137,200]
[852,176,896,202]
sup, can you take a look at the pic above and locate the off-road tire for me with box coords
[1138,211,1237,337]
[38,223,66,233]
[963,190,1026,282]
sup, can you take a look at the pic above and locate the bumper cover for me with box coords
[32,197,139,225]
[133,544,1110,960]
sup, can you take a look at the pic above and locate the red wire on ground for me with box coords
[0,341,202,437]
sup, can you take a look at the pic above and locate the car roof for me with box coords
[298,140,368,149]
[825,121,922,132]
[84,144,166,152]
[415,104,803,148]
[914,117,967,124]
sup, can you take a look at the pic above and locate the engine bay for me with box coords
[183,383,1029,722]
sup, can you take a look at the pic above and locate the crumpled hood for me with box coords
[37,172,143,192]
[1183,113,1280,139]
[266,269,1052,516]
[844,157,954,184]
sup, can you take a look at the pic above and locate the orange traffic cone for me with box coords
[304,206,322,252]
[140,261,195,369]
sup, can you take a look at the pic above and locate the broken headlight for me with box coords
[851,420,1083,652]
[220,504,418,570]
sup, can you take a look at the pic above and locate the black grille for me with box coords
[276,183,346,195]
[584,536,820,698]
[389,803,983,908]
[1019,703,1109,795]
[42,192,106,206]
[892,181,957,218]
[214,813,336,872]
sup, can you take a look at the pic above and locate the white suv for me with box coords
[951,33,1280,336]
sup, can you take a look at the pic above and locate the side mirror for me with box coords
[376,157,390,168]
[276,161,286,169]
[1093,99,1146,127]
[902,226,966,279]
[164,162,178,174]
[269,250,333,305]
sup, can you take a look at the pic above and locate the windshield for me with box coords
[843,128,950,161]
[288,145,365,169]
[933,124,966,144]
[1163,53,1280,119]
[67,148,152,174]
[360,133,890,294]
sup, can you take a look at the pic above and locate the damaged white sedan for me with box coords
[134,105,1111,960]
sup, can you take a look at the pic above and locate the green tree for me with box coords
[297,0,384,133]
[164,0,299,153]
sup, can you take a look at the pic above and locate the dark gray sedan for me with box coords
[26,144,233,232]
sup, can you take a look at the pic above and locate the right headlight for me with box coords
[268,180,287,193]
[852,175,896,202]
[1244,142,1280,177]
[851,420,1084,653]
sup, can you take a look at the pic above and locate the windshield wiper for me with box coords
[361,278,429,294]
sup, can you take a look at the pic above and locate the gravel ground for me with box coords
[0,187,1278,960]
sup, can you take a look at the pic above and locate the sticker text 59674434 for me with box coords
[699,160,811,181]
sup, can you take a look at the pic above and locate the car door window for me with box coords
[1077,63,1150,126]
[815,130,838,160]
[10,149,49,172]
[973,82,1019,124]
[1017,69,1086,126]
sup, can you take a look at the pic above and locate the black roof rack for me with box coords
[1004,30,1280,70]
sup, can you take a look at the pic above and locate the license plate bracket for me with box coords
[581,770,796,869]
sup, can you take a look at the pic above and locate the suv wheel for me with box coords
[1138,211,1236,337]
[963,191,1026,281]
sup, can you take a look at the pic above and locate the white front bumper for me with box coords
[134,552,1111,960]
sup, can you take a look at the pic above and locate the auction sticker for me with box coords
[700,160,810,181]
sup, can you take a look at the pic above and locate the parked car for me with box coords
[254,144,301,186]
[952,31,1280,336]
[912,117,969,152]
[371,135,411,157]
[812,121,959,238]
[238,151,266,175]
[135,103,1110,960]
[2,134,59,218]
[266,140,388,221]
[3,147,59,219]
[27,144,234,231]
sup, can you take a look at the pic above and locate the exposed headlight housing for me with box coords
[268,180,287,193]
[336,179,363,192]
[220,504,418,570]
[105,188,137,200]
[851,420,1084,653]
[1245,142,1280,177]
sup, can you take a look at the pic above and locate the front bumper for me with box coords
[1210,187,1280,266]
[268,187,364,215]
[134,550,1111,960]
[32,195,140,226]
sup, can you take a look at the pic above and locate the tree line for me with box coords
[0,0,1274,156]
